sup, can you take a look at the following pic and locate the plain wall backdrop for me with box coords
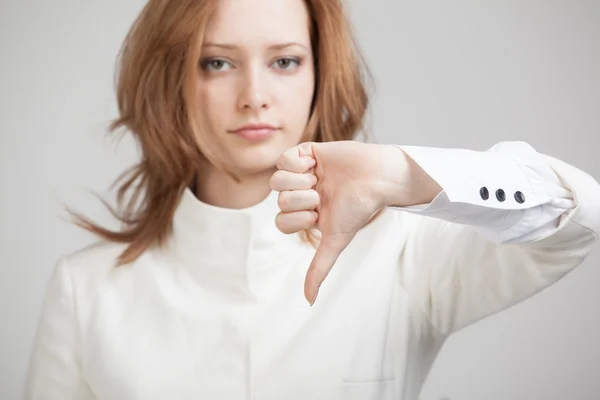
[1,1,599,399]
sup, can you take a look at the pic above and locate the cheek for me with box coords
[286,70,315,121]
[196,81,232,131]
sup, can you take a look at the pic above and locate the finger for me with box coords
[304,234,354,306]
[270,170,317,192]
[275,210,318,234]
[278,190,320,213]
[277,143,316,173]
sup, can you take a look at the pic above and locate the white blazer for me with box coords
[25,142,600,400]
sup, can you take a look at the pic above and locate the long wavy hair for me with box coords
[70,0,373,265]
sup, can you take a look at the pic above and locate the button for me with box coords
[514,191,525,203]
[496,189,506,202]
[479,187,489,200]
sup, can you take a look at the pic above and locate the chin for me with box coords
[217,132,303,175]
[228,145,281,175]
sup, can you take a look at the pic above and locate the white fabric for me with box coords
[395,141,576,244]
[25,142,600,400]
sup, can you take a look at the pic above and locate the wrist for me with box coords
[378,145,442,207]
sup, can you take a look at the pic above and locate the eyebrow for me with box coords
[202,41,310,52]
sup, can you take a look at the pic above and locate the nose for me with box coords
[236,67,269,111]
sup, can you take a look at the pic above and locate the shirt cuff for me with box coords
[389,141,576,243]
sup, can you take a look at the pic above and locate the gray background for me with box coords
[1,0,599,399]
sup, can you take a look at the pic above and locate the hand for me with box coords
[270,141,422,305]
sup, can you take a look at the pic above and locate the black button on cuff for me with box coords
[479,187,489,200]
[496,189,506,202]
[514,191,525,203]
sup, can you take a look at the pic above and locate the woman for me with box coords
[25,0,599,399]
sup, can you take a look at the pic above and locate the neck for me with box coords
[195,166,276,209]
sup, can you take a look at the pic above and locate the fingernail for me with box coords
[309,287,320,307]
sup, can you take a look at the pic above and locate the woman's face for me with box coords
[196,0,315,176]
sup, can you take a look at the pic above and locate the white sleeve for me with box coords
[391,141,576,243]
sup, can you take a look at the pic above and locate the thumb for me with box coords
[304,233,354,306]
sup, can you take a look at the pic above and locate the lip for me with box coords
[230,123,279,141]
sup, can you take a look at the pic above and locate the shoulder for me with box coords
[47,240,169,316]
[57,240,147,290]
[66,240,127,264]
[62,240,126,271]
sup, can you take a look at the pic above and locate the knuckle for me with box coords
[278,150,295,170]
[300,174,312,188]
[277,192,292,211]
[309,189,320,203]
[302,210,318,228]
[275,213,289,233]
[310,211,319,224]
[269,170,284,190]
[276,153,288,170]
[276,158,284,171]
[268,173,278,190]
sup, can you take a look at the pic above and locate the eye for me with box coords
[202,59,232,71]
[272,57,301,70]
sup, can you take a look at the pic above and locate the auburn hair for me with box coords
[70,0,373,265]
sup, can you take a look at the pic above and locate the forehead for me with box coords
[204,0,311,44]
